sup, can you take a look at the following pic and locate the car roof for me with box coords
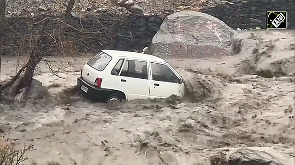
[102,50,165,63]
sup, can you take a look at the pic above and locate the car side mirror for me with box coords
[179,78,183,84]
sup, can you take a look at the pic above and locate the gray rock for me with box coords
[232,38,242,55]
[123,0,135,7]
[37,6,47,12]
[117,0,129,5]
[228,149,283,165]
[128,5,144,14]
[150,11,236,58]
[117,0,134,7]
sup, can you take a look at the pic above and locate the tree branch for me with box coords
[65,0,76,16]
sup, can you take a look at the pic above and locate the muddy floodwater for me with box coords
[0,30,295,165]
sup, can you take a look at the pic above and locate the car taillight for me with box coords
[95,78,102,88]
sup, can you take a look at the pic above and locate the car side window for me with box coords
[119,60,148,79]
[151,63,179,83]
[120,60,129,77]
[111,59,124,75]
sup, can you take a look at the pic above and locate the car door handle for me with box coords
[154,83,159,86]
[121,79,126,82]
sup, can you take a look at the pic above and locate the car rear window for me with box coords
[87,52,112,71]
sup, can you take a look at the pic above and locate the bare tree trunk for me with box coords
[11,19,49,96]
[107,22,121,49]
[0,0,6,96]
[65,0,75,16]
[0,19,49,101]
[0,0,4,21]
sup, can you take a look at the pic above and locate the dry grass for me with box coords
[0,140,32,165]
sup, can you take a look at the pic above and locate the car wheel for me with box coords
[106,94,121,103]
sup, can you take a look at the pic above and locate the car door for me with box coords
[116,59,149,100]
[149,62,183,98]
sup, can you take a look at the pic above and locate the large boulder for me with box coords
[150,11,236,58]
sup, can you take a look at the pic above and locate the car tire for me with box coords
[105,94,122,103]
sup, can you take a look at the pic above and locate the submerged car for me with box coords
[77,50,185,103]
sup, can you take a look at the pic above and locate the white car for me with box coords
[77,50,185,103]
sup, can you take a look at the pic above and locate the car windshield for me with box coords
[87,52,112,71]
